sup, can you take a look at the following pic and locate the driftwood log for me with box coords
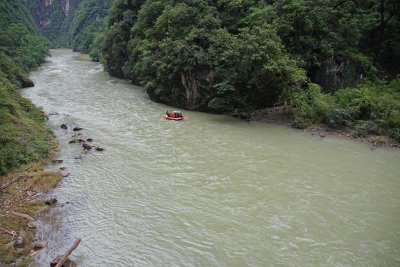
[51,238,81,267]
[11,211,35,221]
[50,257,76,267]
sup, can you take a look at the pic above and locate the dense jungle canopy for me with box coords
[98,0,400,140]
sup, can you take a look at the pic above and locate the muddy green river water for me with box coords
[23,50,400,266]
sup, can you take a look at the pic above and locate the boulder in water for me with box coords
[82,143,92,150]
[45,198,57,205]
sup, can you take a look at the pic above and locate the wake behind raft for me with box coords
[166,110,184,120]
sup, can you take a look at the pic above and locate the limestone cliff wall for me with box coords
[310,54,363,93]
[26,0,111,51]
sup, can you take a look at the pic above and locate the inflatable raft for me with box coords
[165,115,184,121]
[166,110,184,120]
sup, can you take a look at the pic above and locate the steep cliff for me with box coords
[0,1,38,33]
[0,1,51,175]
[27,0,80,47]
[27,0,111,53]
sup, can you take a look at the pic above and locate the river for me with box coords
[23,49,400,266]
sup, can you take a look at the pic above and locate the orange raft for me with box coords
[165,110,184,120]
[165,115,184,121]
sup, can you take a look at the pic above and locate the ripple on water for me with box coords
[23,49,400,267]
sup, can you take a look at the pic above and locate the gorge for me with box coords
[1,1,400,266]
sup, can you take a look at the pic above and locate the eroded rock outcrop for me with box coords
[311,54,363,93]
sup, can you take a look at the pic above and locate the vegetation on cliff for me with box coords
[100,0,400,142]
[27,0,111,55]
[0,1,51,175]
[101,0,307,110]
[0,2,61,265]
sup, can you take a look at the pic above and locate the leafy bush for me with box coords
[332,80,400,125]
[289,78,400,142]
[326,106,355,129]
[390,128,400,142]
[291,115,312,129]
[290,82,329,124]
[354,120,380,137]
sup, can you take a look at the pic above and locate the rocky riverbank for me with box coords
[0,139,61,266]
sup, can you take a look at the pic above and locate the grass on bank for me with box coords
[0,74,54,176]
[0,142,61,266]
[0,68,60,265]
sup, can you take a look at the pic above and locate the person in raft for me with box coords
[166,110,175,117]
[166,111,182,118]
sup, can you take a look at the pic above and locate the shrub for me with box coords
[354,120,379,137]
[326,106,355,129]
[291,115,312,129]
[289,82,329,125]
[208,97,233,113]
[390,128,400,142]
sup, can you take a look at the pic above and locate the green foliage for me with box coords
[97,0,400,142]
[26,0,111,56]
[326,106,355,129]
[100,0,399,112]
[102,0,305,110]
[70,0,112,54]
[290,83,330,126]
[0,2,49,87]
[259,0,400,77]
[102,0,145,77]
[0,1,38,33]
[290,78,400,140]
[0,23,49,73]
[89,31,106,62]
[0,76,52,176]
[354,120,380,137]
[0,52,33,88]
[0,1,52,175]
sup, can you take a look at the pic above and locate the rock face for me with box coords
[148,70,214,110]
[310,54,363,93]
[26,0,111,51]
[180,71,214,110]
[61,0,70,16]
[27,0,82,46]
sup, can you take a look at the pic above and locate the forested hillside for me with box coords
[27,0,111,55]
[0,1,51,175]
[100,0,400,142]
